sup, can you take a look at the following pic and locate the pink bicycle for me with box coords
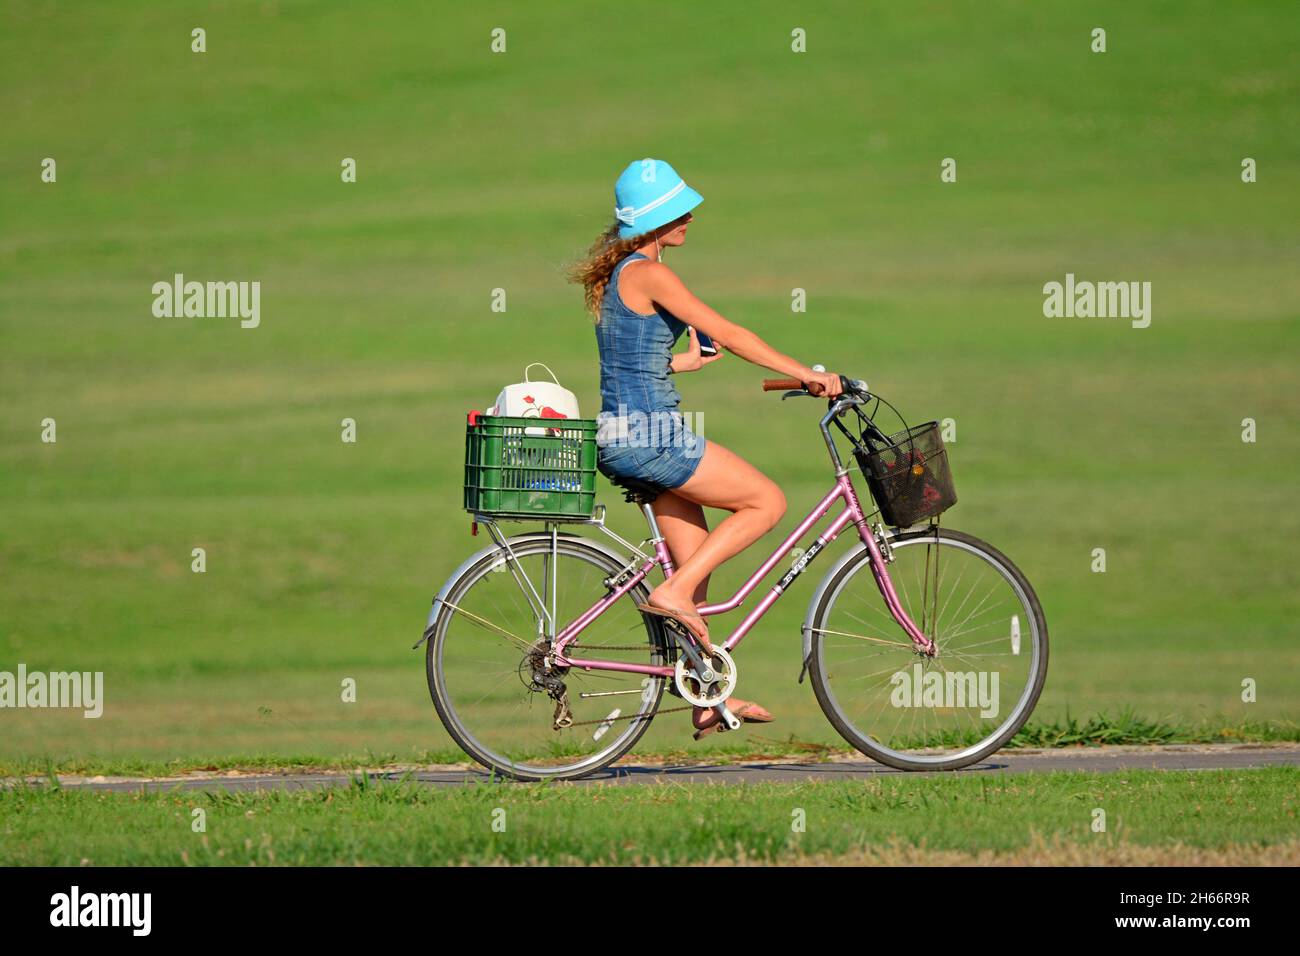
[423,377,1048,780]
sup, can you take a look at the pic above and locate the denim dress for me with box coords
[593,253,706,490]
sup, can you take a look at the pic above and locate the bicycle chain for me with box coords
[547,643,692,728]
[560,704,694,728]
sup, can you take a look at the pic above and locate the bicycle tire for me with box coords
[808,527,1049,771]
[427,534,671,781]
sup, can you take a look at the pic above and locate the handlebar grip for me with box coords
[763,378,804,392]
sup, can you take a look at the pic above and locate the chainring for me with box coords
[673,647,737,708]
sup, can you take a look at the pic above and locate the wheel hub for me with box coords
[518,640,564,691]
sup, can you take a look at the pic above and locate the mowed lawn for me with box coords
[3,769,1297,866]
[1,2,1297,770]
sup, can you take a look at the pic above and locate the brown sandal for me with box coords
[636,602,713,653]
[692,702,775,740]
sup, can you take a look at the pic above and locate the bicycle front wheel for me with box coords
[808,528,1048,770]
[427,534,673,781]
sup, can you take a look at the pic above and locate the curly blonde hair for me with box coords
[567,222,652,320]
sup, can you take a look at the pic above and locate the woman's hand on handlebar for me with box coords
[803,369,844,398]
[760,371,849,396]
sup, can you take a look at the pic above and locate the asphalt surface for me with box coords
[25,744,1300,793]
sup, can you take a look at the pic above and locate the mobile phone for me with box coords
[694,329,718,356]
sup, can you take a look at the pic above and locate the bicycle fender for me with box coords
[413,531,633,649]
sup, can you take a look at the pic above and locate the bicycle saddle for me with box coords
[605,474,664,505]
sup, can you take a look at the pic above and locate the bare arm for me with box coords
[635,262,842,395]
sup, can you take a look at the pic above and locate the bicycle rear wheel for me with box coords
[808,528,1048,770]
[426,534,673,781]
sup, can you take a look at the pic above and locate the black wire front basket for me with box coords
[854,422,957,528]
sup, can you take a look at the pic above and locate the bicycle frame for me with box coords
[544,394,938,678]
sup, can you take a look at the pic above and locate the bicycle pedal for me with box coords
[662,618,690,638]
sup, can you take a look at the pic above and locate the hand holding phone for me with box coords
[694,329,718,357]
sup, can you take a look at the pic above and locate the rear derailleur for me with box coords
[520,639,572,730]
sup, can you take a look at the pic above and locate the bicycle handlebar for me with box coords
[762,375,869,397]
[762,378,804,392]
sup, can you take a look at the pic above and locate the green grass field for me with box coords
[1,0,1298,784]
[4,769,1297,866]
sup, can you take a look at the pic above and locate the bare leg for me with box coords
[650,489,712,606]
[645,440,787,643]
[647,447,784,731]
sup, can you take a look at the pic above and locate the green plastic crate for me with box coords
[464,414,598,518]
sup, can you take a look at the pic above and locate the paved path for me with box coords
[26,744,1300,793]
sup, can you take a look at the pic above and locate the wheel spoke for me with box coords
[807,624,913,650]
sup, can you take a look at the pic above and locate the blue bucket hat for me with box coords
[613,159,703,239]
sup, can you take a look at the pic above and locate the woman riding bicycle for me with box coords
[569,159,844,737]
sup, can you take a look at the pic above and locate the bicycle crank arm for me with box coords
[673,632,715,681]
[713,703,742,731]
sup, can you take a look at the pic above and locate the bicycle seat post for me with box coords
[641,502,663,544]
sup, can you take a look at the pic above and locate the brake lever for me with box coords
[781,390,812,400]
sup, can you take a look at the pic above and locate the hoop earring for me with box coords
[654,235,662,262]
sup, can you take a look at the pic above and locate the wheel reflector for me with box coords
[593,709,621,741]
